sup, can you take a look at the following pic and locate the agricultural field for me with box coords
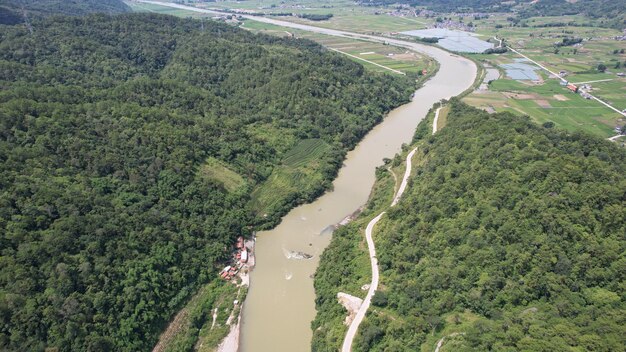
[125,1,205,17]
[242,20,435,75]
[464,75,624,138]
[461,14,626,138]
[127,1,433,75]
[188,0,433,33]
[130,1,625,138]
[249,139,332,215]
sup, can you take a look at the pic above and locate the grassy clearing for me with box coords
[195,287,247,352]
[198,157,246,193]
[249,139,331,215]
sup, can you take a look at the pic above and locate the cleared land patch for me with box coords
[199,157,246,192]
[251,139,331,214]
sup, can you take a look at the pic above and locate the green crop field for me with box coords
[464,77,622,137]
[126,1,206,17]
[250,139,331,214]
[242,20,434,75]
[464,13,625,139]
[283,139,331,167]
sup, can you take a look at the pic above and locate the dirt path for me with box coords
[434,332,465,352]
[328,48,406,75]
[342,147,417,352]
[391,148,418,207]
[432,106,442,135]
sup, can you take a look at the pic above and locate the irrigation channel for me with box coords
[137,2,478,350]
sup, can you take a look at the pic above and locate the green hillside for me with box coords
[0,13,413,351]
[0,0,131,24]
[313,101,626,351]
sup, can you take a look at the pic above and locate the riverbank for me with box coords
[133,3,475,351]
[238,28,477,352]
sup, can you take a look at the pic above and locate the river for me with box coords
[238,31,477,352]
[136,2,477,350]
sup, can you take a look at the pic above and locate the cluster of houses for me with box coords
[220,236,252,281]
[560,79,595,99]
[432,19,476,32]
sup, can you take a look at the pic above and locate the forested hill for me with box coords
[0,0,130,24]
[313,102,625,351]
[0,13,413,351]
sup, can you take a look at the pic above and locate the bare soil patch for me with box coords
[553,94,569,101]
[535,99,552,108]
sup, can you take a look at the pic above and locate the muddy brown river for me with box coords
[135,2,478,350]
[239,32,477,352]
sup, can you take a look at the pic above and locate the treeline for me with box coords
[0,0,130,24]
[0,13,413,351]
[555,37,583,47]
[519,0,625,29]
[483,47,507,54]
[313,101,626,351]
[414,36,439,43]
[301,13,333,21]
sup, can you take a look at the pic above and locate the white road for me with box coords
[329,48,406,75]
[342,146,418,352]
[134,2,476,350]
[506,46,626,119]
[432,106,442,135]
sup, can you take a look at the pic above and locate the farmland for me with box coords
[460,13,626,138]
[127,1,625,138]
[249,139,333,215]
[127,1,434,75]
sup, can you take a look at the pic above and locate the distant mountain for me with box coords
[0,0,131,24]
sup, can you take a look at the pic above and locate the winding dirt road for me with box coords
[341,146,418,352]
[342,111,443,351]
[135,3,477,351]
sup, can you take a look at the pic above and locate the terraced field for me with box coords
[250,139,331,215]
[283,139,331,167]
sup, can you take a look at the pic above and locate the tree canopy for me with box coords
[0,13,413,351]
[313,101,626,351]
[0,0,130,24]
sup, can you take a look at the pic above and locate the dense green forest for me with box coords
[0,0,130,25]
[313,101,626,351]
[0,13,413,351]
